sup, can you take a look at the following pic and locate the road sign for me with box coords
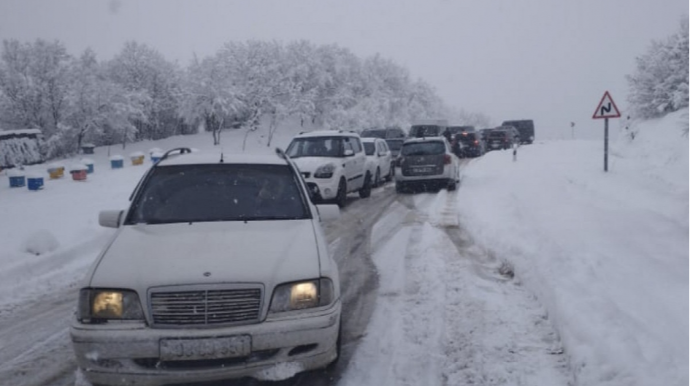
[592,91,621,119]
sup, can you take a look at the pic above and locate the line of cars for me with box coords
[70,119,533,385]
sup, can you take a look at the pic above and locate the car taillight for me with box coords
[474,140,479,144]
[443,154,451,165]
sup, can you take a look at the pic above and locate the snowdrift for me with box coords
[457,108,688,386]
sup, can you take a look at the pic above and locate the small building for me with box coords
[0,129,45,169]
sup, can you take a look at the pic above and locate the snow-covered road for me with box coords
[0,180,575,386]
[339,188,572,386]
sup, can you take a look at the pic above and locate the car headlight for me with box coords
[78,288,145,323]
[269,278,335,313]
[314,164,335,179]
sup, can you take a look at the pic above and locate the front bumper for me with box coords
[304,176,341,201]
[71,302,341,386]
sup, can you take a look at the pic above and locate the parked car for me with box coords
[286,130,371,207]
[395,137,459,192]
[455,131,485,157]
[478,128,493,143]
[409,119,448,138]
[385,138,405,158]
[502,125,521,144]
[360,126,406,139]
[362,137,394,186]
[70,148,342,386]
[486,129,515,150]
[501,119,535,144]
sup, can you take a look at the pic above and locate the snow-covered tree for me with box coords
[627,17,689,119]
[107,41,182,140]
[0,39,71,134]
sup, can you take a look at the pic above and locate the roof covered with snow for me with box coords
[293,130,361,138]
[156,152,289,166]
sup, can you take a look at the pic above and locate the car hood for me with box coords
[292,157,344,173]
[90,220,321,289]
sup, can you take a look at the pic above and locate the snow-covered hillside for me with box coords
[456,108,689,386]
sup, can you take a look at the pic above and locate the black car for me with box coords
[486,129,515,151]
[501,120,535,144]
[456,131,485,157]
[385,138,405,158]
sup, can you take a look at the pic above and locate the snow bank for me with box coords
[22,230,59,256]
[457,109,688,386]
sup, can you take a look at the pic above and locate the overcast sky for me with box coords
[0,0,687,139]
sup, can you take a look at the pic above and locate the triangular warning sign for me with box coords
[592,91,621,119]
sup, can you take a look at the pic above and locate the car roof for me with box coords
[360,137,384,143]
[294,130,360,138]
[156,152,287,167]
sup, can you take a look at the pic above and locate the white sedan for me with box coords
[361,137,394,187]
[70,148,342,386]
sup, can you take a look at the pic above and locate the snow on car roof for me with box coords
[294,130,360,138]
[360,137,383,143]
[157,152,287,166]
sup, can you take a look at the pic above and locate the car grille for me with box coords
[150,288,262,327]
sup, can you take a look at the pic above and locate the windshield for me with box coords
[126,164,309,224]
[386,139,404,151]
[458,133,478,142]
[410,125,442,138]
[286,137,344,158]
[363,142,376,155]
[401,141,445,156]
[489,131,508,138]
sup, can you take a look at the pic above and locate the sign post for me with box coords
[592,91,621,172]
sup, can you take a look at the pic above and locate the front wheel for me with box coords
[335,179,347,208]
[359,172,372,198]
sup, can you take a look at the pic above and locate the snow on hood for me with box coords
[292,157,344,173]
[90,220,321,291]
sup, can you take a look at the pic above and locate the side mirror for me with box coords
[343,149,355,157]
[316,205,340,221]
[99,210,124,228]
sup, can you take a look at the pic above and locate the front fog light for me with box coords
[324,188,332,196]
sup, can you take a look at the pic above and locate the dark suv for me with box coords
[486,129,515,151]
[501,120,535,144]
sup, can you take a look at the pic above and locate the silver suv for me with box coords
[70,148,342,386]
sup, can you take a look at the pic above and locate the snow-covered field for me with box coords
[0,110,687,386]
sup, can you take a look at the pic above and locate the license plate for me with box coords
[160,335,251,361]
[412,167,434,173]
[491,143,499,148]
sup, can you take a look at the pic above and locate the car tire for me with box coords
[359,172,372,198]
[374,168,381,187]
[387,165,394,181]
[336,178,347,208]
[447,179,457,191]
